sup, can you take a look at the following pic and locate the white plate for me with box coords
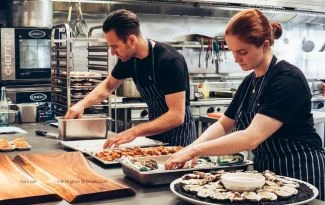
[15,145,32,151]
[0,145,16,152]
[170,176,319,205]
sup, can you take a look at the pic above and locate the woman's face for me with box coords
[225,34,267,72]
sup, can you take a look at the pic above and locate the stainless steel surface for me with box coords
[7,0,53,27]
[57,116,109,140]
[18,103,37,123]
[1,28,16,81]
[119,155,253,185]
[1,123,323,205]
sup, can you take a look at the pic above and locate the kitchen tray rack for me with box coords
[50,24,114,117]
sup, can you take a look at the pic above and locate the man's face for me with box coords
[104,30,135,62]
[225,34,267,71]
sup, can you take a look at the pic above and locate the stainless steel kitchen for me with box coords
[0,0,325,204]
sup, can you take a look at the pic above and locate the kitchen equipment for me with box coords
[7,0,52,27]
[76,2,88,37]
[13,152,136,203]
[57,116,110,140]
[302,24,315,53]
[18,103,37,123]
[35,129,59,139]
[0,155,60,204]
[119,155,253,185]
[1,28,51,84]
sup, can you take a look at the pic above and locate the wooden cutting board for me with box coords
[13,151,135,203]
[0,154,60,205]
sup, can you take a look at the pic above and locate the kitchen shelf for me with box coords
[51,23,111,117]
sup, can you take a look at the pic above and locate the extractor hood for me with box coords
[52,0,325,24]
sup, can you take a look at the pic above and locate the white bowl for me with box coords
[221,172,265,192]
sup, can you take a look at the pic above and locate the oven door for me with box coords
[1,28,51,82]
[16,28,51,80]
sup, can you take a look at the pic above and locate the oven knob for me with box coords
[140,110,148,117]
[207,107,215,113]
[216,107,221,112]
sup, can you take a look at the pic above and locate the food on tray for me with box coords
[217,153,244,166]
[10,137,30,149]
[0,138,15,150]
[121,154,245,172]
[95,146,182,162]
[173,170,315,204]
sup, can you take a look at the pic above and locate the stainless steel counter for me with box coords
[0,123,323,205]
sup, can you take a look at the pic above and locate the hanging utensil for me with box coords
[71,3,80,38]
[76,2,88,38]
[198,38,204,69]
[302,24,315,52]
[205,40,212,69]
[67,1,73,36]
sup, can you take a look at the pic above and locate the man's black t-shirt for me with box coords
[225,60,322,148]
[111,41,190,106]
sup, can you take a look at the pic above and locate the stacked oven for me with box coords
[0,28,53,122]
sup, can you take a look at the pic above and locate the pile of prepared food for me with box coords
[174,170,314,204]
[0,137,31,151]
[121,154,245,172]
[95,146,182,162]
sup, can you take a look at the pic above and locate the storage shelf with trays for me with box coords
[51,24,111,117]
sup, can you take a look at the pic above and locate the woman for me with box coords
[165,8,325,200]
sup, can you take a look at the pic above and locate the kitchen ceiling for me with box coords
[52,0,325,24]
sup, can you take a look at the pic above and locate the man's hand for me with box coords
[64,102,85,119]
[103,128,137,149]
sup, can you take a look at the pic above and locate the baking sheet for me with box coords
[119,155,254,185]
[60,137,166,165]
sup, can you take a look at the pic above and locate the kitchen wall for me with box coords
[53,10,325,80]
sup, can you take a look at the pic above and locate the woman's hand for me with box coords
[164,146,199,170]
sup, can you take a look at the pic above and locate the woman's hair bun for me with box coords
[271,22,282,40]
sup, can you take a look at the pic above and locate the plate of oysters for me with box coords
[170,170,318,205]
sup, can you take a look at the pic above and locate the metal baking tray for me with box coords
[60,137,167,165]
[119,155,254,185]
[57,116,110,141]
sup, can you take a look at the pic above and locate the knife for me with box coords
[35,130,59,139]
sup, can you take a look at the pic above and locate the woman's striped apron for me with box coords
[132,40,197,147]
[233,57,325,200]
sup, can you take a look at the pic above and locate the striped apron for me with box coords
[233,57,325,200]
[132,40,197,147]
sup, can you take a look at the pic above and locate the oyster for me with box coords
[197,188,216,198]
[257,191,278,201]
[229,192,245,202]
[211,192,230,200]
[242,191,262,202]
[183,184,202,193]
[142,159,158,170]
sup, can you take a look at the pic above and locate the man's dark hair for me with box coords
[102,9,140,42]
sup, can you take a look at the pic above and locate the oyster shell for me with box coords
[257,191,278,201]
[242,191,262,202]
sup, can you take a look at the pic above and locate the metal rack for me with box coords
[51,24,110,117]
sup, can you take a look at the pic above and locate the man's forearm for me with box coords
[131,111,183,137]
[79,79,111,108]
[190,121,226,146]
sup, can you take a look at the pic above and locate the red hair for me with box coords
[225,9,282,47]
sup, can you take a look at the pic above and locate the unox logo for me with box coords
[28,30,46,38]
[30,93,47,101]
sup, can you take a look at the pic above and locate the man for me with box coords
[64,9,197,148]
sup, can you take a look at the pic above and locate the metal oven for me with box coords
[1,28,51,84]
